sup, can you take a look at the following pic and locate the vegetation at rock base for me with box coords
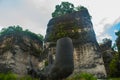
[66,73,97,80]
[109,53,119,77]
[0,72,39,80]
[109,29,120,77]
[52,2,88,18]
[101,30,120,78]
[1,72,120,80]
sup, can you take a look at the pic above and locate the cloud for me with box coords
[0,0,52,35]
[114,29,118,33]
[0,0,120,42]
[97,34,112,43]
[113,17,120,26]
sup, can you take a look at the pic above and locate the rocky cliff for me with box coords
[45,9,107,78]
[0,30,45,76]
[100,39,114,75]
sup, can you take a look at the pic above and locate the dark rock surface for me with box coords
[48,37,74,80]
[0,32,45,76]
[100,40,114,75]
[45,9,107,78]
[27,37,74,80]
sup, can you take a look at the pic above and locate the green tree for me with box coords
[52,2,90,18]
[0,25,44,41]
[115,30,120,52]
[109,29,120,77]
[75,6,87,11]
[52,2,75,17]
[109,53,120,77]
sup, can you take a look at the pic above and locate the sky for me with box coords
[0,0,120,43]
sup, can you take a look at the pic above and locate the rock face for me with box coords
[0,32,43,76]
[100,39,114,75]
[45,9,107,78]
[48,37,74,80]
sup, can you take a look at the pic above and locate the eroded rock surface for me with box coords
[45,9,107,78]
[0,32,44,76]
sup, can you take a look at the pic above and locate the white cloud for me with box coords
[114,30,118,33]
[0,0,120,42]
[97,34,112,43]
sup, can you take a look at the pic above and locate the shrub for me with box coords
[66,73,97,80]
[52,2,88,18]
[109,54,120,77]
[0,73,39,80]
[0,73,17,80]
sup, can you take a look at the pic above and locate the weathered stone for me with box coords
[48,37,74,80]
[100,40,114,75]
[0,32,45,76]
[27,37,74,80]
[45,9,107,78]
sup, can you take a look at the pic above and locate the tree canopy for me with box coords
[52,2,87,18]
[115,30,120,52]
[0,25,44,41]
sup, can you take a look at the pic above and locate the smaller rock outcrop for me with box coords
[48,37,74,80]
[100,39,114,75]
[28,37,74,80]
[0,28,44,76]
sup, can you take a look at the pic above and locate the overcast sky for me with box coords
[0,0,120,43]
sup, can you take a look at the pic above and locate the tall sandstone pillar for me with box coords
[45,8,107,78]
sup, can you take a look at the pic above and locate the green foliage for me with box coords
[109,54,119,77]
[75,6,87,11]
[0,25,22,35]
[112,43,118,51]
[52,2,74,17]
[0,73,39,80]
[108,29,120,77]
[0,25,44,42]
[19,76,39,80]
[24,29,44,42]
[44,60,48,67]
[52,2,87,18]
[66,73,97,80]
[48,22,79,41]
[0,73,17,80]
[115,30,120,52]
[115,30,120,36]
[108,78,120,80]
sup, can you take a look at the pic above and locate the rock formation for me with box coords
[28,37,74,80]
[100,39,114,75]
[45,8,107,78]
[48,37,74,80]
[0,31,44,76]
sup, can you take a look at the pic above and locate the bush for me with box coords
[0,73,17,80]
[66,73,97,80]
[109,54,120,77]
[0,73,39,80]
[52,2,88,18]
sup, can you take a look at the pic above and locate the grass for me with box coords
[66,73,97,80]
[108,78,120,80]
[0,72,119,80]
[0,73,39,80]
